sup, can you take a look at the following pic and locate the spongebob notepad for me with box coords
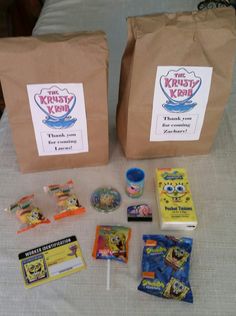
[155,168,197,230]
[18,236,86,288]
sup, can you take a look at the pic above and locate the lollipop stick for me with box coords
[106,259,111,290]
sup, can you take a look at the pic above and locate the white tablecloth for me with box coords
[1,0,236,315]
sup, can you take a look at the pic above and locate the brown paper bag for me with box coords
[117,8,236,159]
[0,32,109,172]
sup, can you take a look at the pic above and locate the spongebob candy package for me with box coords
[138,235,193,303]
[92,225,131,263]
[156,168,197,230]
[5,194,50,234]
[44,180,85,220]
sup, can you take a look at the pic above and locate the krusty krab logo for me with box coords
[34,86,77,129]
[160,68,202,113]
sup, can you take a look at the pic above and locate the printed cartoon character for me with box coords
[17,208,45,225]
[100,193,114,208]
[58,194,80,212]
[165,246,189,270]
[127,184,141,196]
[128,204,151,217]
[173,247,186,260]
[162,182,187,202]
[23,256,48,284]
[65,194,80,209]
[106,231,127,257]
[68,244,78,258]
[160,179,191,204]
[137,205,152,216]
[163,277,189,300]
[28,262,42,276]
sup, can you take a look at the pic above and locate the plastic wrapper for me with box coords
[138,234,193,303]
[44,180,85,220]
[5,194,50,234]
[92,225,131,263]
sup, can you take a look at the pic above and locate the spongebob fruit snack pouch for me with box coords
[5,194,50,234]
[138,234,193,303]
[92,225,131,263]
[156,168,197,230]
[44,180,85,220]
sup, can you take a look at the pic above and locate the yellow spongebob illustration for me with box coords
[57,193,81,212]
[106,231,126,257]
[161,181,189,204]
[17,207,45,225]
[156,168,197,229]
[22,255,48,284]
[165,246,189,270]
[163,277,189,300]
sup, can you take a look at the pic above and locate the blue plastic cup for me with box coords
[126,168,145,198]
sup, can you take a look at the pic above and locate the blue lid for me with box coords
[126,168,145,182]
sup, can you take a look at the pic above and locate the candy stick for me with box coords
[106,259,111,291]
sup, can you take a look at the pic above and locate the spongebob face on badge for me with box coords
[100,193,114,208]
[162,182,187,202]
[28,262,42,276]
[24,257,47,283]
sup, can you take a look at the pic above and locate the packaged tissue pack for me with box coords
[155,168,197,230]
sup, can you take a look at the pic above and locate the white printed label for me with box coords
[48,257,84,276]
[150,66,212,141]
[27,83,89,156]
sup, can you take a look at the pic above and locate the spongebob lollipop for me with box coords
[92,225,131,290]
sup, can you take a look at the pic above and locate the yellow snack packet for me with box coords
[155,168,197,230]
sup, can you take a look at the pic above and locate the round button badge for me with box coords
[91,187,121,213]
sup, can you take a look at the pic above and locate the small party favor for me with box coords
[5,194,50,234]
[91,187,121,213]
[19,236,86,288]
[138,234,193,303]
[92,225,131,290]
[44,180,85,220]
[155,168,198,230]
[92,225,131,263]
[127,204,152,222]
[126,168,145,198]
